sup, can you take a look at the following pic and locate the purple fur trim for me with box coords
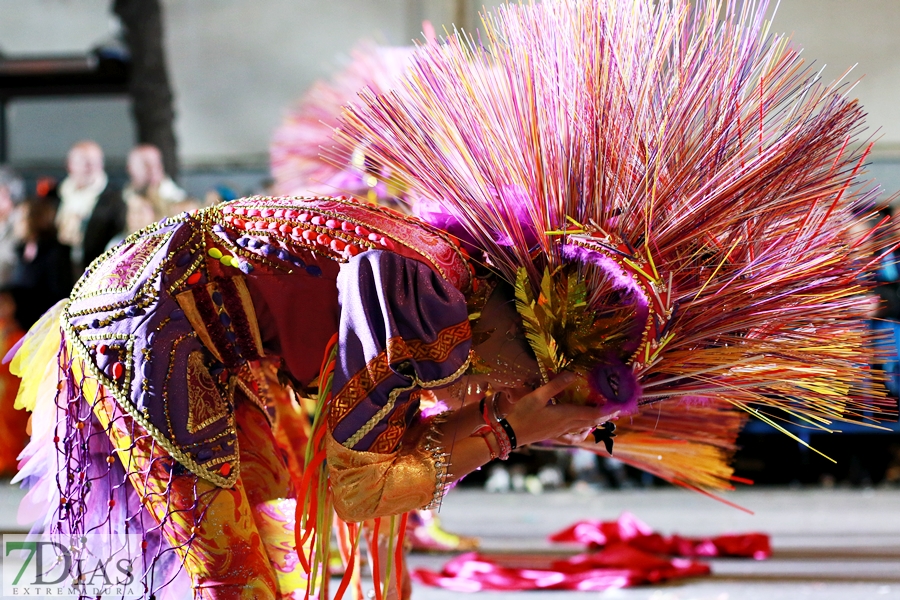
[562,243,651,356]
[586,353,641,413]
[414,202,483,254]
[420,399,450,418]
[495,184,541,248]
[414,184,541,252]
[561,244,649,306]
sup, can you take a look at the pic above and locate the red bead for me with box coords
[292,226,304,237]
[345,244,361,257]
[267,222,279,231]
[298,213,310,222]
[224,216,234,224]
[311,215,324,226]
[355,225,370,236]
[285,210,299,219]
[316,233,331,246]
[325,219,339,228]
[261,209,274,217]
[112,362,125,380]
[274,209,285,218]
[247,208,260,217]
[222,206,234,214]
[368,232,380,242]
[254,220,267,230]
[381,237,396,250]
[341,221,355,232]
[75,422,85,430]
[187,272,202,285]
[243,221,254,231]
[302,229,316,241]
[233,207,246,216]
[97,344,108,355]
[220,463,232,476]
[53,436,60,443]
[330,239,346,252]
[109,499,116,508]
[279,224,291,234]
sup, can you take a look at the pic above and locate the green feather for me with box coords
[514,267,557,376]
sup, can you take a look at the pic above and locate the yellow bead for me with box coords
[220,255,234,267]
[208,248,223,259]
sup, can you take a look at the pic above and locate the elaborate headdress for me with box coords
[335,0,895,467]
[270,41,417,203]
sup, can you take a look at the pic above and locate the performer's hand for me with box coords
[551,415,620,446]
[502,373,620,447]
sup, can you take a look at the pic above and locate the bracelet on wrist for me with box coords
[473,399,499,460]
[486,387,517,448]
[481,396,512,460]
[476,430,499,460]
[497,417,517,450]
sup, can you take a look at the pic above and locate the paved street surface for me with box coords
[407,487,900,600]
[1,482,898,599]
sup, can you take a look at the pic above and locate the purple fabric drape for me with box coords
[331,250,471,451]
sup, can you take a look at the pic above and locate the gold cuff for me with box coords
[327,415,450,522]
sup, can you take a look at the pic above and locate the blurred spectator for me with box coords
[125,144,195,216]
[7,197,74,329]
[885,444,900,487]
[569,448,607,490]
[204,184,238,207]
[126,193,164,236]
[866,206,900,399]
[106,190,167,251]
[55,140,125,270]
[0,166,25,286]
[35,176,58,201]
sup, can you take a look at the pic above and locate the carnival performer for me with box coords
[272,31,482,555]
[10,0,896,599]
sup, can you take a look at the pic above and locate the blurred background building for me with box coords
[0,0,896,195]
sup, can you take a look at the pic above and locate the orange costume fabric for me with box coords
[0,316,24,476]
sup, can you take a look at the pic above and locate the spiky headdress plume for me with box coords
[270,42,415,198]
[335,0,896,446]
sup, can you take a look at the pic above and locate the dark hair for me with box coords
[22,196,59,242]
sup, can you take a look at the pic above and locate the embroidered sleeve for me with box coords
[329,250,471,453]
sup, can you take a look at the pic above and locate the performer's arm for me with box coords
[326,252,615,521]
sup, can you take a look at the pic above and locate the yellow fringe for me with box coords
[11,302,65,412]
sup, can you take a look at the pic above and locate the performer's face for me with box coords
[432,285,542,408]
[67,143,104,188]
[463,285,543,400]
